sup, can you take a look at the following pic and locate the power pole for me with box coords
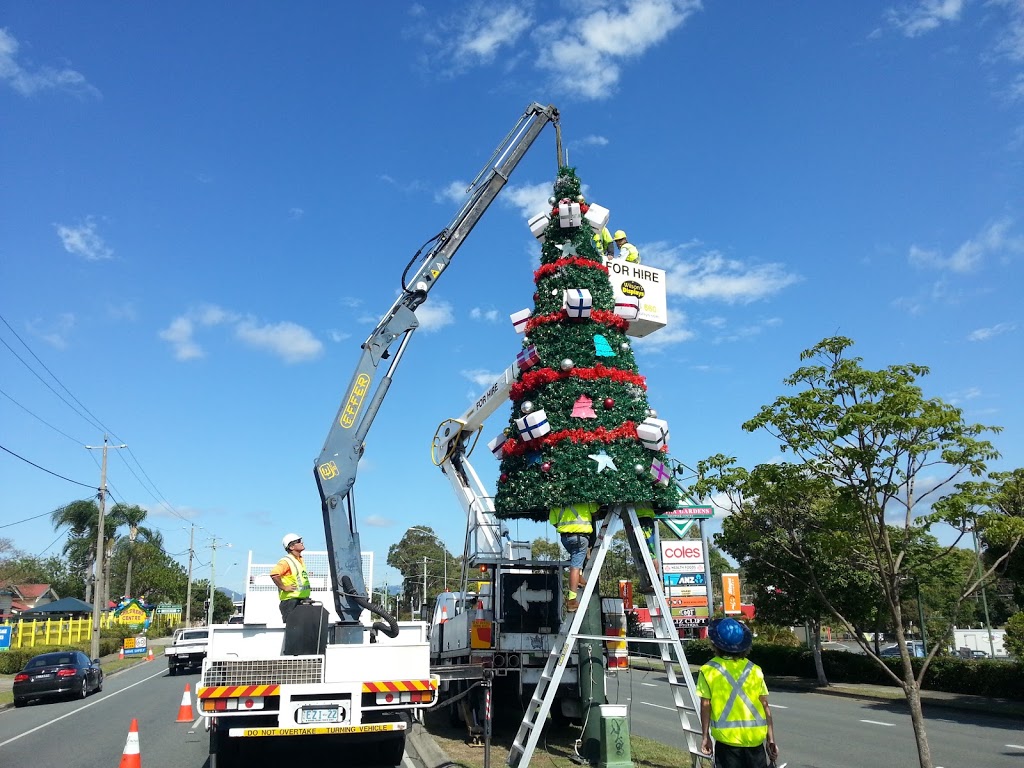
[422,555,427,618]
[184,524,195,626]
[207,535,231,626]
[85,436,126,661]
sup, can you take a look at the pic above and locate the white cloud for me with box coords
[632,317,696,351]
[884,0,963,38]
[993,0,1024,62]
[947,386,982,405]
[501,181,553,219]
[55,217,113,261]
[908,218,1024,272]
[454,7,533,64]
[235,319,323,363]
[536,0,702,99]
[26,313,75,350]
[436,180,470,205]
[0,28,99,97]
[362,515,394,528]
[288,207,305,220]
[415,299,455,332]
[568,134,610,149]
[160,304,322,363]
[648,242,801,303]
[327,329,351,343]
[461,368,504,388]
[469,307,500,322]
[967,322,1016,341]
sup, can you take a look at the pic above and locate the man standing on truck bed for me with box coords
[270,533,311,622]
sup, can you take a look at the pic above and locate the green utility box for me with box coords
[597,704,632,768]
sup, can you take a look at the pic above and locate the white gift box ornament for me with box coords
[637,417,670,450]
[583,203,610,232]
[510,308,532,334]
[613,296,640,321]
[528,211,550,242]
[515,409,550,441]
[650,458,672,486]
[562,288,593,319]
[558,200,582,228]
[487,434,507,460]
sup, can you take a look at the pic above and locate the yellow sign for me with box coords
[339,374,371,429]
[722,573,742,615]
[318,461,339,480]
[117,605,148,626]
[235,723,404,738]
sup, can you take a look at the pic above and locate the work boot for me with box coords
[566,598,579,612]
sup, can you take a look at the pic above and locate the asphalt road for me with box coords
[0,661,417,768]
[609,667,1024,768]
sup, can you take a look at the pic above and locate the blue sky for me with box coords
[2,1,1022,596]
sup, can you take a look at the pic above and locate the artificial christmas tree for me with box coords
[493,167,678,520]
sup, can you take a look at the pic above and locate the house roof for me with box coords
[0,583,53,600]
[21,596,94,614]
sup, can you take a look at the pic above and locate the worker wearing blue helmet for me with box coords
[697,618,779,767]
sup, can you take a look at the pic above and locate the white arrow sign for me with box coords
[511,582,553,611]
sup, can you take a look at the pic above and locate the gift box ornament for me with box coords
[516,344,541,371]
[613,296,640,321]
[558,200,582,228]
[528,211,550,242]
[583,203,610,233]
[510,308,532,334]
[637,417,670,450]
[487,434,507,460]
[515,409,550,441]
[562,288,593,319]
[650,458,672,486]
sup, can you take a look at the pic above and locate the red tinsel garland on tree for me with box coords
[510,364,647,401]
[524,308,630,335]
[533,257,608,282]
[501,422,640,458]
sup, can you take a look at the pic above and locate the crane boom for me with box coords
[315,103,561,626]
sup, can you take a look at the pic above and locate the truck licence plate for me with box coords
[298,706,340,724]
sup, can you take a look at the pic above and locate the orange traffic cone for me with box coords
[176,684,193,723]
[440,605,449,624]
[146,646,154,662]
[119,718,142,768]
[118,647,125,661]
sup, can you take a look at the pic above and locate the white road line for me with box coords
[0,669,166,749]
[1006,744,1024,750]
[859,719,895,727]
[641,682,658,687]
[641,702,674,711]
[770,704,788,709]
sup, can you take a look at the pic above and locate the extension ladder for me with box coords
[506,503,708,767]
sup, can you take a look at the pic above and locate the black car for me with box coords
[13,651,103,707]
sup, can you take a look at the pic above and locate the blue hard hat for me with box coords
[707,618,752,654]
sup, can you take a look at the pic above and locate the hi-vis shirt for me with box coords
[697,657,769,747]
[271,554,311,601]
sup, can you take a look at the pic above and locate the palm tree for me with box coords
[49,499,100,602]
[109,503,158,600]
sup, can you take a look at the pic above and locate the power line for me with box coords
[0,386,85,445]
[0,443,97,489]
[0,510,60,530]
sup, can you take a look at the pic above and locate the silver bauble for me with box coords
[648,409,658,418]
[521,401,535,414]
[620,342,630,351]
[560,359,574,371]
[635,464,645,475]
[548,196,556,205]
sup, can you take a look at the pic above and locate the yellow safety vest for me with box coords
[593,227,613,258]
[619,242,640,263]
[697,658,768,747]
[277,554,311,601]
[549,502,596,534]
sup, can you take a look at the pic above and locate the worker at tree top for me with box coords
[270,533,311,623]
[698,618,779,768]
[549,502,595,612]
[592,226,614,260]
[613,230,640,263]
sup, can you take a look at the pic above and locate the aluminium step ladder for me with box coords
[506,503,709,768]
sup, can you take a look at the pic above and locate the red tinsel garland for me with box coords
[534,257,607,282]
[510,364,647,401]
[524,308,629,335]
[502,422,639,458]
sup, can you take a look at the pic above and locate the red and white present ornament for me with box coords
[516,344,541,371]
[528,211,550,242]
[487,434,507,460]
[558,200,582,228]
[515,409,550,441]
[637,417,670,450]
[613,295,640,321]
[510,308,532,334]
[583,202,610,233]
[562,288,593,319]
[650,458,672,486]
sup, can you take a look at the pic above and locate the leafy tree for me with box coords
[108,503,158,599]
[386,526,458,609]
[49,499,102,602]
[108,539,185,604]
[1005,611,1024,659]
[531,537,562,561]
[736,337,1019,768]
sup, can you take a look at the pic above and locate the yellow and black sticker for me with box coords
[233,722,405,738]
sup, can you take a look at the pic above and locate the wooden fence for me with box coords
[0,611,183,649]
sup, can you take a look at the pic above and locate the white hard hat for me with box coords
[282,533,302,551]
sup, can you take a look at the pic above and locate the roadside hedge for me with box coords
[0,636,125,674]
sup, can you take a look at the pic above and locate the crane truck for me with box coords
[196,103,562,767]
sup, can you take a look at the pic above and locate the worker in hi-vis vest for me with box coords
[270,533,311,623]
[613,229,640,263]
[593,226,614,260]
[698,618,778,767]
[549,502,596,612]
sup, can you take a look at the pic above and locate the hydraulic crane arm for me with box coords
[315,103,561,626]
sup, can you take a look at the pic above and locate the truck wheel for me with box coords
[168,664,176,676]
[210,723,239,768]
[375,734,406,766]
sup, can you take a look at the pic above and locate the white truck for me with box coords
[165,627,209,675]
[195,103,563,767]
[951,627,1007,658]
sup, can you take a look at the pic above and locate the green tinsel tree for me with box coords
[493,167,679,521]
